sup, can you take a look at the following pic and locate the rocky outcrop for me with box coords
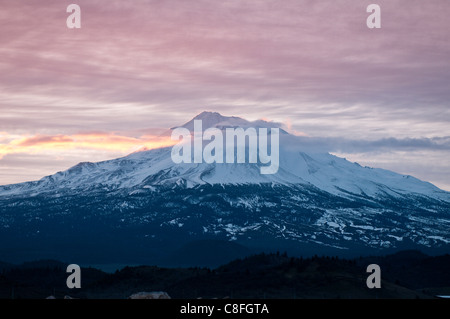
[128,291,171,299]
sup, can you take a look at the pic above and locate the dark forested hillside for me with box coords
[0,251,449,299]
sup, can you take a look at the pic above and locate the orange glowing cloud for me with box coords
[283,119,308,137]
[0,132,175,159]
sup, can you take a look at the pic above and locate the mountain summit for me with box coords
[172,111,283,132]
[0,112,449,265]
[190,111,243,126]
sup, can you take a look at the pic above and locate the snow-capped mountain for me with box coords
[1,111,446,200]
[0,112,449,265]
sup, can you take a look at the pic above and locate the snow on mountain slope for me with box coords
[0,112,448,203]
[1,112,449,263]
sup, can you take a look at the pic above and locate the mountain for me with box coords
[0,112,449,265]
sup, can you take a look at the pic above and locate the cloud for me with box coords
[1,0,449,135]
[290,136,450,154]
[0,132,174,159]
[15,135,74,147]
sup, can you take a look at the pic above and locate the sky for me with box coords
[0,0,449,190]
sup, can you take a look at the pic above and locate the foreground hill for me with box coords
[0,251,449,299]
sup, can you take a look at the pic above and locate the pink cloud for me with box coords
[0,131,174,159]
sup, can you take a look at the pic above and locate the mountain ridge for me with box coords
[1,112,448,202]
[0,112,449,264]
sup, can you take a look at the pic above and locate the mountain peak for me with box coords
[192,111,243,123]
[193,111,224,120]
[174,111,249,131]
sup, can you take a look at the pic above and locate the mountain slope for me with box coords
[1,112,447,201]
[0,112,449,264]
